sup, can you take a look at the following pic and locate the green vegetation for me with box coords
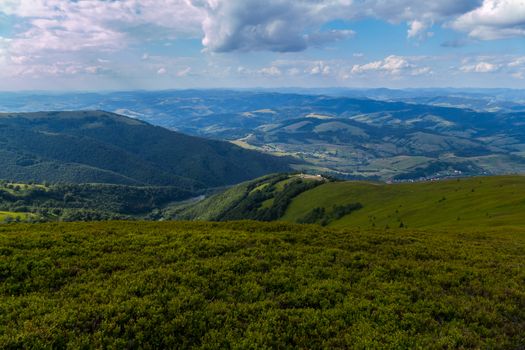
[0,211,34,222]
[0,181,197,222]
[0,221,523,348]
[176,174,525,230]
[173,174,326,222]
[283,175,525,229]
[0,111,292,188]
[298,203,363,226]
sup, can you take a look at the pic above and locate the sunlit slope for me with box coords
[283,176,525,229]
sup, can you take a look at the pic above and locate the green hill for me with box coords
[0,221,523,348]
[0,111,292,188]
[283,175,525,229]
[172,173,327,221]
[177,174,525,230]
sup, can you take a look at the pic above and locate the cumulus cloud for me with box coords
[458,55,525,76]
[0,0,203,55]
[188,0,356,52]
[0,0,512,57]
[351,55,430,75]
[451,0,525,39]
[187,0,487,52]
[260,66,282,77]
[461,61,500,72]
[309,61,332,75]
[407,20,434,39]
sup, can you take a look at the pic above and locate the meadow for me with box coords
[283,175,525,229]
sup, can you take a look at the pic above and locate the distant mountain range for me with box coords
[1,89,525,180]
[0,111,292,187]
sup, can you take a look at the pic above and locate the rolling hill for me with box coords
[0,111,293,188]
[3,90,525,180]
[175,174,525,230]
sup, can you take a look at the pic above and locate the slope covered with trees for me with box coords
[0,181,198,222]
[0,111,293,188]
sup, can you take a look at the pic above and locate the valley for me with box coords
[3,90,525,181]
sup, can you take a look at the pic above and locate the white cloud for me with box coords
[349,55,434,77]
[310,61,332,75]
[157,67,167,75]
[260,66,282,77]
[411,67,433,75]
[177,67,192,77]
[352,55,408,74]
[407,20,430,38]
[451,0,525,39]
[1,0,203,56]
[461,61,500,72]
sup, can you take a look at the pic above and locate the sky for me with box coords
[0,0,525,91]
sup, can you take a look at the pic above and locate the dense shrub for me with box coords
[0,221,523,348]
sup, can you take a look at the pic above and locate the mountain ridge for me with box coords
[0,110,294,188]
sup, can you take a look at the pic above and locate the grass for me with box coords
[283,175,525,230]
[0,221,524,348]
[0,211,33,221]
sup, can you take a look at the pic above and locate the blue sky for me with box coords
[0,0,524,90]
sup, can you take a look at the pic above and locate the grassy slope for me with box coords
[0,211,33,221]
[0,221,524,348]
[283,175,525,230]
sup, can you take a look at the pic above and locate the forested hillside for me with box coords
[0,111,293,188]
[0,181,198,222]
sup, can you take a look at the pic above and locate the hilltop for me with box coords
[0,111,292,188]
